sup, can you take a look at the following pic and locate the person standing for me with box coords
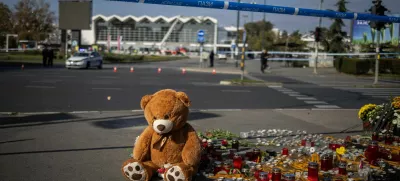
[42,46,48,67]
[47,47,54,67]
[260,49,268,73]
[209,50,214,67]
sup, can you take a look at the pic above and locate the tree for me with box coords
[328,0,348,53]
[244,20,275,51]
[0,3,13,48]
[13,0,55,42]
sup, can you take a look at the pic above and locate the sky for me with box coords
[2,0,400,34]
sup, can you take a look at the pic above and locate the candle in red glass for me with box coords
[283,174,295,181]
[221,139,228,147]
[308,162,319,181]
[338,161,347,175]
[385,134,393,145]
[364,141,379,166]
[372,132,378,141]
[268,172,273,181]
[272,168,282,181]
[254,169,261,180]
[223,161,231,173]
[207,142,214,154]
[321,154,332,171]
[301,139,306,146]
[228,149,235,159]
[213,161,223,175]
[310,141,315,147]
[329,142,334,150]
[253,148,261,163]
[259,172,268,181]
[245,151,253,161]
[201,139,208,149]
[213,152,223,161]
[282,148,289,156]
[233,154,243,169]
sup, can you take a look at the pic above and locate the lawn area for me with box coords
[0,54,188,64]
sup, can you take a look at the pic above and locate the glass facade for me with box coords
[94,17,216,44]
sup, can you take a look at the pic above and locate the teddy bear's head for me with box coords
[140,89,191,134]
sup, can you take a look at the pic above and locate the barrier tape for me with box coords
[107,0,400,23]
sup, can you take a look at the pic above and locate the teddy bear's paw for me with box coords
[123,162,147,181]
[165,166,185,181]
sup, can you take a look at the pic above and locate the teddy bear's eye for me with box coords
[153,116,157,120]
[164,115,170,119]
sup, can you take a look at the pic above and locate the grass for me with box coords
[0,54,188,64]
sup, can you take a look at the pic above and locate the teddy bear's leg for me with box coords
[122,158,159,181]
[164,163,195,181]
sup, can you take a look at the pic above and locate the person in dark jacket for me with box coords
[260,49,269,73]
[209,50,214,67]
[47,47,54,67]
[42,46,48,67]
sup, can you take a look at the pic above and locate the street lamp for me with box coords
[250,1,256,22]
[261,0,267,50]
[6,34,18,53]
[235,0,241,68]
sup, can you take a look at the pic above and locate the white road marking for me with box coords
[25,85,55,89]
[221,90,251,93]
[31,80,62,83]
[314,105,341,109]
[268,85,282,88]
[13,74,34,77]
[296,97,317,100]
[288,94,304,97]
[92,88,122,90]
[304,101,328,104]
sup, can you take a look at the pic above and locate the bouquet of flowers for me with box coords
[358,96,400,136]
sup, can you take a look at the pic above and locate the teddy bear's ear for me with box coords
[176,92,191,107]
[140,95,153,110]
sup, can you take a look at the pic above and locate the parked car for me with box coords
[66,51,103,69]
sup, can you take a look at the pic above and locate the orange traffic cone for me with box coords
[113,67,117,72]
[182,68,186,74]
[212,69,216,75]
[21,64,24,70]
[157,68,162,73]
[130,67,134,73]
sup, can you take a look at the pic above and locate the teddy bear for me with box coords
[122,89,202,181]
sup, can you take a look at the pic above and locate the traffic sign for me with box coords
[198,30,205,43]
[72,40,78,47]
[231,44,236,49]
[198,30,205,37]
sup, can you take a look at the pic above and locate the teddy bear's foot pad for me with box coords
[123,162,146,181]
[165,166,185,181]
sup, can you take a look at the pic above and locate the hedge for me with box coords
[102,53,188,63]
[334,58,400,75]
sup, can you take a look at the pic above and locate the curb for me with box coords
[219,80,282,87]
[352,84,400,88]
[0,109,242,116]
[182,68,244,75]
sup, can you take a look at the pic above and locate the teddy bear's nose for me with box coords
[157,125,166,131]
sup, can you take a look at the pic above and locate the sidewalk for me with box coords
[0,109,361,181]
[245,60,400,87]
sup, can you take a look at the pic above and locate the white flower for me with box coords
[393,119,399,125]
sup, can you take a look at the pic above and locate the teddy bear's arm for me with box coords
[181,124,202,167]
[133,126,154,161]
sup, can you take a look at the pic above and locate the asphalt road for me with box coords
[0,66,314,112]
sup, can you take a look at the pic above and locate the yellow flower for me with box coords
[358,104,376,120]
[336,146,346,155]
[393,96,400,102]
[392,101,400,109]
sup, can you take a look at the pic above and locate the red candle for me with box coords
[254,170,261,180]
[308,162,319,181]
[253,148,261,163]
[213,161,223,175]
[301,139,306,146]
[245,151,253,161]
[338,161,347,175]
[259,172,268,181]
[365,141,379,166]
[372,132,378,141]
[321,154,333,171]
[221,139,228,147]
[282,148,289,156]
[228,149,235,159]
[283,174,295,181]
[385,134,393,145]
[272,168,281,181]
[233,154,243,169]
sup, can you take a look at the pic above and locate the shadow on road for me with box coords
[0,145,132,156]
[92,112,221,129]
[0,113,78,125]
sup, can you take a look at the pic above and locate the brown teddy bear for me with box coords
[122,89,202,181]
